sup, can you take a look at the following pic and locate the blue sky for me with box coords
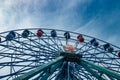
[0,0,120,47]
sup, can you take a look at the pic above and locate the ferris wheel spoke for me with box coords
[0,52,56,70]
[0,44,39,57]
[79,58,120,79]
[0,56,56,67]
[69,71,81,80]
[83,56,119,61]
[55,37,65,50]
[83,51,106,56]
[72,71,88,80]
[76,42,89,51]
[95,48,120,65]
[31,31,62,51]
[0,51,56,63]
[83,50,116,59]
[42,31,63,48]
[48,37,63,51]
[29,39,59,53]
[0,54,30,63]
[83,48,116,61]
[0,64,41,67]
[87,59,120,68]
[39,37,61,51]
[0,60,36,78]
[16,32,59,52]
[71,70,84,80]
[0,43,57,58]
[81,47,97,54]
[0,53,56,64]
[75,62,104,79]
[0,66,34,79]
[0,60,38,66]
[0,56,5,59]
[10,62,42,76]
[88,60,119,67]
[23,36,59,52]
[0,52,56,57]
[96,46,119,58]
[73,70,92,80]
[80,63,105,80]
[74,64,93,80]
[83,54,120,71]
[13,39,57,54]
[68,66,80,80]
[77,44,95,54]
[0,47,8,52]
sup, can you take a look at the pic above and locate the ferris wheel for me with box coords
[0,28,120,80]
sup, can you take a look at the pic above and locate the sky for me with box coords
[0,0,120,47]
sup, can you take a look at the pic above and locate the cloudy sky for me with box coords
[0,0,120,47]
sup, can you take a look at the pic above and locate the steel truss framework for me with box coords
[0,28,120,80]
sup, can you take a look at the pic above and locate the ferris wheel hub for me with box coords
[60,52,83,62]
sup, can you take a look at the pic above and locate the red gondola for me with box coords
[36,29,43,37]
[77,35,84,42]
[118,52,120,57]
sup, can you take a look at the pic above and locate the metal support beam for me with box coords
[54,62,68,80]
[14,56,64,80]
[39,60,63,80]
[80,62,105,80]
[79,58,120,80]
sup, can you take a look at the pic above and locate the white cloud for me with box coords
[0,0,92,33]
[0,0,120,47]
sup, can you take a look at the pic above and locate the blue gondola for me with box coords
[64,32,70,39]
[22,29,30,38]
[108,46,114,53]
[93,41,99,47]
[6,31,16,41]
[51,30,57,38]
[90,38,99,47]
[103,43,114,52]
[90,38,96,44]
[103,43,110,50]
